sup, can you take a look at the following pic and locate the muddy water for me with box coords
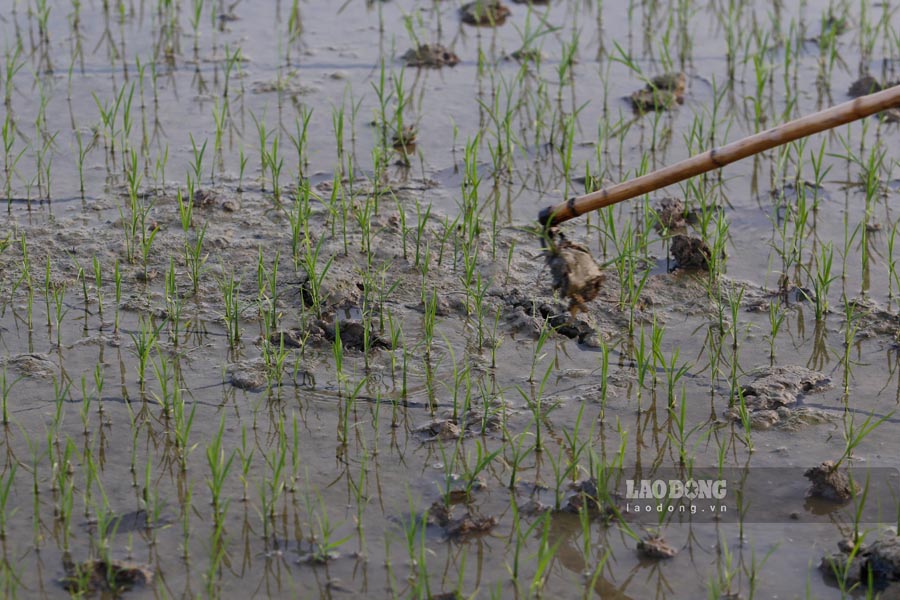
[1,0,899,598]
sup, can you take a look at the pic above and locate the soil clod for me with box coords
[725,365,835,429]
[654,197,687,232]
[846,76,900,122]
[0,352,58,379]
[804,461,859,502]
[401,44,459,68]
[227,359,270,391]
[637,535,678,559]
[446,513,498,538]
[630,72,686,112]
[545,231,604,314]
[392,124,418,151]
[820,535,900,590]
[670,234,712,270]
[460,0,511,26]
[193,188,219,208]
[270,328,307,349]
[739,365,832,409]
[415,419,463,441]
[323,319,390,351]
[61,558,153,594]
[507,47,543,62]
[564,478,615,518]
[427,501,498,539]
[848,75,885,98]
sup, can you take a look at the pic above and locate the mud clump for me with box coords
[630,72,686,112]
[460,0,511,26]
[804,461,859,502]
[507,47,543,63]
[0,352,57,379]
[391,124,418,151]
[504,289,605,346]
[637,535,678,559]
[738,365,831,409]
[670,234,712,270]
[323,319,390,351]
[415,411,502,442]
[565,479,601,515]
[848,75,883,97]
[446,514,498,538]
[401,44,459,68]
[519,498,552,515]
[654,197,687,232]
[820,535,900,592]
[846,76,900,122]
[725,365,835,429]
[61,558,153,594]
[545,233,604,314]
[270,328,307,349]
[427,501,498,539]
[227,359,270,391]
[846,297,900,338]
[563,478,618,519]
[192,188,219,208]
[415,419,463,441]
[191,188,240,212]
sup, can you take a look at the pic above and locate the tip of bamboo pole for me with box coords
[538,205,554,227]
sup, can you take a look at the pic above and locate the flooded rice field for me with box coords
[1,0,900,597]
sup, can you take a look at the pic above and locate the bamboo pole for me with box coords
[538,84,900,227]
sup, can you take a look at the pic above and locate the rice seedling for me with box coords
[460,439,500,501]
[288,182,312,269]
[188,134,207,189]
[1,114,24,210]
[204,510,229,597]
[206,415,235,528]
[667,386,704,467]
[0,463,16,540]
[306,485,352,564]
[518,362,557,454]
[529,512,561,596]
[264,133,284,204]
[300,236,333,319]
[652,322,692,406]
[37,255,51,334]
[113,258,122,333]
[184,223,208,298]
[17,234,35,331]
[800,242,836,321]
[218,271,242,350]
[236,144,248,193]
[257,441,286,543]
[631,325,653,404]
[388,69,412,166]
[834,407,894,471]
[734,387,755,454]
[180,479,195,561]
[707,533,740,598]
[78,374,92,435]
[0,368,19,426]
[129,316,162,393]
